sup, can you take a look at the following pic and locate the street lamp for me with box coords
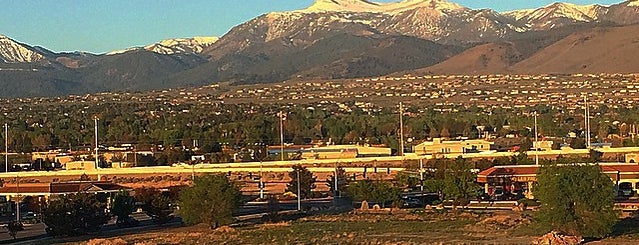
[4,123,7,173]
[279,111,285,161]
[296,168,301,211]
[258,146,265,199]
[399,102,404,157]
[419,158,424,192]
[15,174,19,222]
[94,117,99,170]
[534,112,539,165]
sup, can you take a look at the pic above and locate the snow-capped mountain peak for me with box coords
[145,36,219,55]
[527,2,600,22]
[627,0,639,7]
[502,9,535,21]
[302,0,465,13]
[0,34,46,63]
[106,36,218,56]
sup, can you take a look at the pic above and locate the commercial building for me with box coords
[413,138,494,155]
[0,181,128,216]
[301,145,392,160]
[477,163,639,199]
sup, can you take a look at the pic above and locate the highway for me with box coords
[2,146,634,179]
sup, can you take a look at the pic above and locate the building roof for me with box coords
[0,181,128,196]
[477,163,639,183]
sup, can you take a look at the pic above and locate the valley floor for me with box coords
[41,210,639,245]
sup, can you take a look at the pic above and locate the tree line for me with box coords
[1,101,639,155]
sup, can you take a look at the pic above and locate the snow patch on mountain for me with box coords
[106,37,218,56]
[106,47,141,56]
[627,0,639,7]
[145,37,219,54]
[503,9,535,21]
[302,0,465,13]
[0,34,46,63]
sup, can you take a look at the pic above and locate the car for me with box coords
[401,198,423,208]
[618,182,635,197]
[21,212,39,224]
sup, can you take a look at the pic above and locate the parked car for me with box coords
[401,198,423,208]
[618,182,635,197]
[21,212,39,224]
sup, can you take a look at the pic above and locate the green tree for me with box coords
[286,165,316,199]
[395,171,421,191]
[348,179,402,207]
[42,193,111,236]
[178,174,243,229]
[535,160,617,238]
[326,166,349,196]
[443,157,479,203]
[111,190,136,224]
[134,187,175,224]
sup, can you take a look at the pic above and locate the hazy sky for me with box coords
[1,0,623,53]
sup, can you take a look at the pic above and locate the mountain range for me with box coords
[2,0,639,98]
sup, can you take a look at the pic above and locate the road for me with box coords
[0,198,339,244]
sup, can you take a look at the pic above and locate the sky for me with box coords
[0,0,625,54]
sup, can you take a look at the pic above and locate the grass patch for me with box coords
[237,214,477,244]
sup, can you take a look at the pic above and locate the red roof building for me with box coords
[477,163,639,198]
[0,181,128,198]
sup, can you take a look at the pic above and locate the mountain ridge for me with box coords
[3,0,639,98]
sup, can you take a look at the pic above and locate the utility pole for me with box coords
[534,112,539,165]
[584,96,590,148]
[279,111,284,161]
[399,102,404,157]
[4,123,7,173]
[94,117,99,170]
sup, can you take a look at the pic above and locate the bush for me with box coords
[535,161,617,238]
[42,193,111,236]
[111,191,136,223]
[348,179,401,208]
[134,187,176,224]
[178,174,244,229]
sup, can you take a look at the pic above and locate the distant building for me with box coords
[413,138,494,155]
[65,161,97,171]
[0,181,129,215]
[533,140,553,151]
[301,145,392,160]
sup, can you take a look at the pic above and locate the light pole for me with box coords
[259,159,264,199]
[584,95,591,148]
[258,147,265,199]
[296,168,301,211]
[94,117,99,170]
[399,102,404,157]
[534,112,539,165]
[419,158,424,192]
[15,174,19,222]
[4,123,7,173]
[279,111,285,161]
[191,162,195,181]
